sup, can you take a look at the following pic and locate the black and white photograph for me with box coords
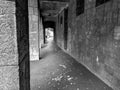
[0,0,119,90]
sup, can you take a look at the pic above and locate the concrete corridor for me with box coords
[30,41,113,90]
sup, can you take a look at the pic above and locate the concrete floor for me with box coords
[30,41,113,90]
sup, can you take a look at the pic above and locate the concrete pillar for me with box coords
[28,0,44,60]
[39,18,44,48]
[0,0,30,90]
[28,0,40,61]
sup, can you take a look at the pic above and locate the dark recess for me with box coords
[96,0,111,7]
[60,16,63,25]
[76,0,85,16]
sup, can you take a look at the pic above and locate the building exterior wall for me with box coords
[0,0,30,90]
[56,0,120,90]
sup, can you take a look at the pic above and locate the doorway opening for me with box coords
[64,7,68,50]
[43,21,56,44]
[45,27,54,43]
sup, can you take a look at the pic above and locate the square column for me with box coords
[0,0,30,90]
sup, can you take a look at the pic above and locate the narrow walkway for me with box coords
[30,41,113,90]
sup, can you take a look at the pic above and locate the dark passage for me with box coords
[30,41,113,90]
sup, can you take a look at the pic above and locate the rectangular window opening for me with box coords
[76,0,85,16]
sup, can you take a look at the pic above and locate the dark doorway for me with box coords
[44,21,56,43]
[64,7,68,50]
[45,27,54,43]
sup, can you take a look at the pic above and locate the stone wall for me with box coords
[0,1,19,90]
[0,0,30,90]
[56,0,120,90]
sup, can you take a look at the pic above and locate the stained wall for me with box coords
[56,0,120,90]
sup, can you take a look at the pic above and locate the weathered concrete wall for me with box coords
[56,0,120,90]
[0,0,30,90]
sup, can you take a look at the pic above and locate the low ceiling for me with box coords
[39,0,69,18]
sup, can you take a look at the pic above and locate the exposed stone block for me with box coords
[0,2,15,15]
[0,66,19,90]
[0,5,18,66]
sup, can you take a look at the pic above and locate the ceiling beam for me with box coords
[39,0,69,17]
[40,0,69,2]
[40,1,67,17]
[40,2,67,11]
